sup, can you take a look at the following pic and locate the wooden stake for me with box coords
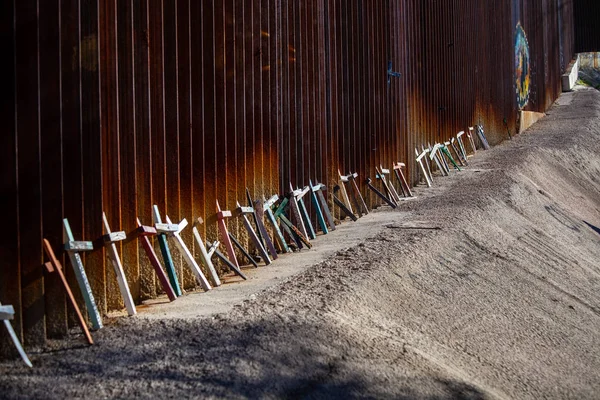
[43,239,93,345]
[100,212,136,316]
[62,219,103,330]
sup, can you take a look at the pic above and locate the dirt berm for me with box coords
[2,87,600,399]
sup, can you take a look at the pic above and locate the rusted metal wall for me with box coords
[0,1,574,357]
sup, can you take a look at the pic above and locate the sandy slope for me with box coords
[1,87,600,399]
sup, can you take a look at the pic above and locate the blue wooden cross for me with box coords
[387,60,401,85]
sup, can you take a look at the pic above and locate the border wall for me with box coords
[0,0,575,356]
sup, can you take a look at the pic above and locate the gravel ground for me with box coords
[1,87,600,399]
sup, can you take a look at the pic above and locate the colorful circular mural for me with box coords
[515,23,531,110]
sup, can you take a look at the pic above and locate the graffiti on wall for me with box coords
[515,23,531,109]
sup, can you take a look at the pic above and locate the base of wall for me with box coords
[562,55,580,92]
[519,111,545,134]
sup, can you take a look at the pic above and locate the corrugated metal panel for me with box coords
[0,0,575,356]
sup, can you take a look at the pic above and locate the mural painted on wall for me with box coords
[515,22,531,109]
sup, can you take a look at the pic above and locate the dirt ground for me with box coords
[1,86,600,399]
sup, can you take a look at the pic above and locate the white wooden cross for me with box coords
[430,144,449,176]
[287,183,311,240]
[415,148,433,187]
[467,126,478,154]
[191,221,221,287]
[164,216,212,292]
[456,131,470,161]
[99,212,136,316]
[337,169,354,215]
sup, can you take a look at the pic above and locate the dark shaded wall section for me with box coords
[0,1,574,356]
[574,0,600,52]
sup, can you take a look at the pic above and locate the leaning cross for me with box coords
[366,176,397,208]
[287,183,311,241]
[273,196,312,249]
[194,218,247,280]
[152,205,182,297]
[246,189,278,260]
[290,184,316,240]
[377,166,402,204]
[456,131,470,162]
[124,219,177,301]
[263,195,291,253]
[164,216,212,291]
[337,170,354,215]
[96,212,136,316]
[311,181,336,232]
[415,148,433,187]
[215,200,241,269]
[429,144,449,176]
[393,162,413,197]
[333,185,358,221]
[43,238,93,344]
[345,172,369,216]
[0,301,33,367]
[63,218,102,330]
[308,180,328,234]
[191,220,221,287]
[234,201,272,265]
